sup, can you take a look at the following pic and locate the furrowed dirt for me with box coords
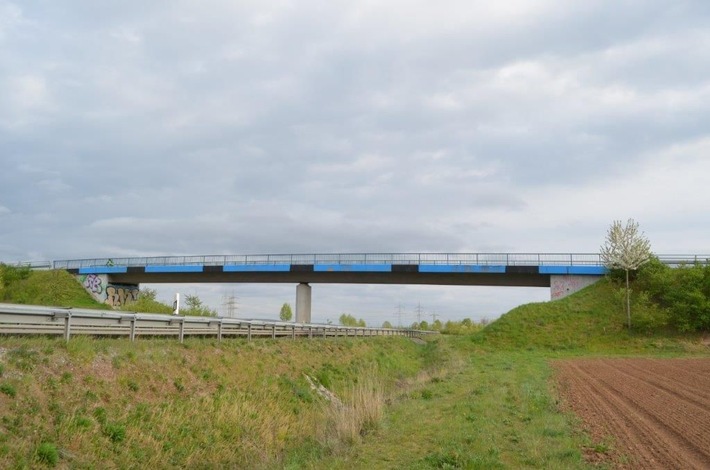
[554,358,710,469]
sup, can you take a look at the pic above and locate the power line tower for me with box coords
[430,311,439,323]
[222,292,239,318]
[415,302,424,323]
[394,304,406,327]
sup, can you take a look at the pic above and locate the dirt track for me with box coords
[554,358,710,469]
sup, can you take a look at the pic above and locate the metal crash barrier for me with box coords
[0,303,431,342]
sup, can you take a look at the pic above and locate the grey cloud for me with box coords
[1,1,709,321]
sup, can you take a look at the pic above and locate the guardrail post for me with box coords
[292,325,296,340]
[64,313,72,341]
[248,324,252,342]
[322,327,326,339]
[130,315,137,342]
[217,320,223,342]
[53,311,72,341]
[272,325,276,339]
[309,326,313,340]
[178,318,185,343]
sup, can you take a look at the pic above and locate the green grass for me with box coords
[0,269,108,309]
[473,279,707,355]
[314,339,592,469]
[0,336,436,468]
[1,273,708,468]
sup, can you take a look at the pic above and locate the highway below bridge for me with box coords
[50,253,707,323]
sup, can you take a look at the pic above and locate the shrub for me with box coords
[36,442,59,466]
[0,382,16,398]
[103,423,126,443]
[634,258,710,332]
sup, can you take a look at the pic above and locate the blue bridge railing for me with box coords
[50,253,709,270]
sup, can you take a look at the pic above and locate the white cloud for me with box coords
[1,0,709,322]
[0,1,23,40]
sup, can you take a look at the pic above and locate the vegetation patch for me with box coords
[0,336,434,468]
[0,382,16,398]
[0,265,107,309]
[35,442,59,467]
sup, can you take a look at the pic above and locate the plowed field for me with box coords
[554,358,710,469]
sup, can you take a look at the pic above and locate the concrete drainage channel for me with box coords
[0,303,431,342]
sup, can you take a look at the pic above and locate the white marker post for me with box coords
[173,293,180,315]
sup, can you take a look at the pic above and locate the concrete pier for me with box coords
[296,283,312,323]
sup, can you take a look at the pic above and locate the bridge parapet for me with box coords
[54,252,609,269]
[52,253,710,270]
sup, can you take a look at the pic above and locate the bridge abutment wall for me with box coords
[550,275,601,300]
[76,273,140,308]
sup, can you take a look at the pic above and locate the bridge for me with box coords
[45,252,706,323]
[11,253,710,324]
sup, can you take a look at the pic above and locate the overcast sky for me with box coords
[1,1,709,324]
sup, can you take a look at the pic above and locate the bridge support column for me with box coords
[296,283,311,323]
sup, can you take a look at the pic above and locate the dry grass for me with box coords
[325,370,386,447]
[0,336,433,468]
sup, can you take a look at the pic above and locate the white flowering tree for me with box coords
[600,219,652,329]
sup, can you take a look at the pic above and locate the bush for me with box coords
[36,442,59,466]
[0,382,16,398]
[633,258,710,333]
[630,292,669,333]
[0,264,31,290]
[103,423,126,443]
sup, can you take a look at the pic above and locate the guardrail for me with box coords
[0,303,428,342]
[6,261,53,270]
[48,253,710,270]
[50,253,607,269]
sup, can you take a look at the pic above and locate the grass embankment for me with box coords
[0,269,107,310]
[312,279,709,469]
[321,342,586,469]
[475,278,707,355]
[0,336,441,468]
[2,272,709,468]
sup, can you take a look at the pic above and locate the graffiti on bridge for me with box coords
[105,285,140,307]
[81,274,104,294]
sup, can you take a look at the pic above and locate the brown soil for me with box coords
[554,358,710,469]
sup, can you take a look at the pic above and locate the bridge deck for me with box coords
[55,252,608,269]
[49,253,708,287]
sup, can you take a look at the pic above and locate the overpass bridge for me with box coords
[52,253,707,323]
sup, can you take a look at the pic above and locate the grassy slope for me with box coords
[2,273,709,468]
[474,278,707,355]
[1,270,108,309]
[314,279,710,469]
[320,343,589,469]
[0,336,434,469]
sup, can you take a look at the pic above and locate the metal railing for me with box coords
[0,303,428,342]
[5,260,53,270]
[49,253,710,270]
